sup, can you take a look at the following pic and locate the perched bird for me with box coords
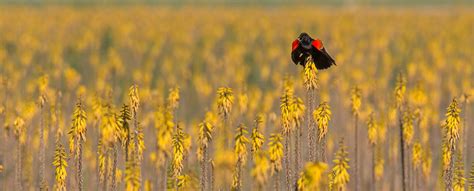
[291,33,336,70]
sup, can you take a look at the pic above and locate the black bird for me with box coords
[291,33,336,70]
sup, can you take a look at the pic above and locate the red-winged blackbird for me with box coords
[291,33,336,70]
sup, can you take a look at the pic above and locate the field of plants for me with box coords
[0,6,472,191]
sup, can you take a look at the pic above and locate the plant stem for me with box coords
[96,122,101,191]
[399,109,406,191]
[201,146,207,191]
[354,113,360,191]
[284,133,292,191]
[39,101,46,190]
[445,145,455,191]
[274,172,279,191]
[321,135,327,163]
[210,159,214,191]
[372,145,375,191]
[111,146,117,191]
[235,158,243,191]
[16,140,22,191]
[78,140,84,191]
[294,129,300,181]
[462,98,468,191]
[0,79,6,191]
[103,149,109,191]
[307,89,316,162]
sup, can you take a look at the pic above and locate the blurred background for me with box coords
[0,1,472,191]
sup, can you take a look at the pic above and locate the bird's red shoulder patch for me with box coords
[312,39,323,50]
[292,39,300,51]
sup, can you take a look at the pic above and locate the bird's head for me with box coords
[298,32,313,49]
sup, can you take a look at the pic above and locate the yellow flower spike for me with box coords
[234,123,249,164]
[377,119,387,144]
[412,142,422,169]
[441,99,462,189]
[443,98,461,149]
[116,169,123,185]
[303,59,319,90]
[155,106,174,150]
[231,123,249,190]
[129,84,140,114]
[76,85,87,98]
[101,104,119,147]
[167,87,180,110]
[199,119,213,149]
[351,86,362,116]
[367,112,378,145]
[268,133,283,175]
[402,106,414,146]
[251,115,265,154]
[280,81,294,134]
[14,116,25,143]
[329,139,350,191]
[217,87,234,117]
[172,124,186,178]
[394,73,406,108]
[198,112,214,161]
[68,98,87,190]
[64,67,81,89]
[292,97,305,128]
[374,148,384,181]
[297,162,328,191]
[68,99,87,157]
[314,101,331,142]
[38,74,49,94]
[118,104,131,149]
[129,84,144,159]
[204,111,217,125]
[53,139,68,191]
[91,95,104,120]
[251,151,270,187]
[154,106,174,167]
[238,91,248,114]
[421,147,432,182]
[177,174,191,188]
[144,179,151,191]
[98,140,106,183]
[410,83,427,107]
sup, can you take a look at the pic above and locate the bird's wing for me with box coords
[311,47,336,70]
[320,48,336,65]
[291,46,303,65]
[311,39,323,50]
[291,39,304,65]
[292,39,300,51]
